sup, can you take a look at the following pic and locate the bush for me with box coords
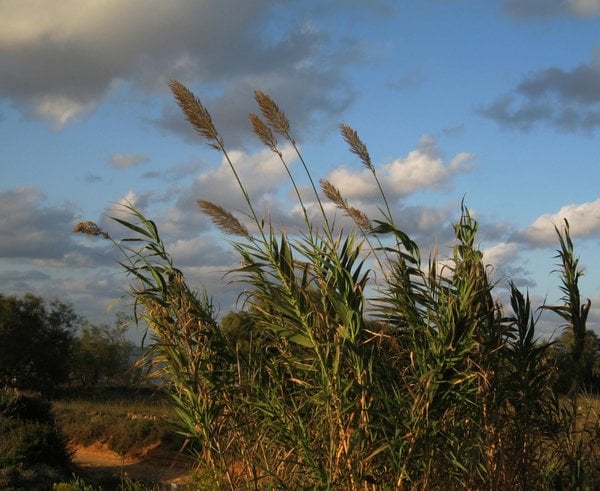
[0,389,54,424]
[0,389,71,489]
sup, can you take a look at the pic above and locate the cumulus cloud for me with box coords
[328,135,474,201]
[479,49,600,132]
[483,241,520,269]
[520,198,600,246]
[502,0,600,18]
[109,153,149,169]
[168,236,235,269]
[0,0,363,134]
[481,241,532,285]
[0,187,77,259]
[183,144,298,223]
[0,187,125,322]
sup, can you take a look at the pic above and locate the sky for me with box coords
[1,0,600,341]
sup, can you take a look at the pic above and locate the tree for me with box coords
[0,294,78,394]
[71,316,134,387]
[550,329,600,393]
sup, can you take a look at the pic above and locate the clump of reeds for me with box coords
[76,81,599,489]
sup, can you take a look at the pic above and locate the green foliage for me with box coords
[543,219,592,397]
[0,294,78,394]
[0,389,71,489]
[53,475,98,491]
[74,82,600,489]
[71,317,134,387]
[52,473,152,491]
[550,329,600,393]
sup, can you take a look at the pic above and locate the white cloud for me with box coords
[35,95,96,129]
[523,198,600,245]
[483,242,520,268]
[0,0,128,44]
[167,236,235,268]
[195,145,296,207]
[328,135,474,201]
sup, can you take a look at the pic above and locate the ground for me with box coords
[71,441,194,487]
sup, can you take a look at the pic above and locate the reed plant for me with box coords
[75,81,598,489]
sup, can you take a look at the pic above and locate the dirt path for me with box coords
[71,442,194,486]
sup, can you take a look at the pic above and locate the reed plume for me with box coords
[198,200,250,238]
[339,123,374,172]
[249,113,280,156]
[254,90,291,140]
[170,80,223,150]
[320,179,371,231]
[73,220,109,239]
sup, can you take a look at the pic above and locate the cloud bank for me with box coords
[480,48,600,132]
[0,0,362,141]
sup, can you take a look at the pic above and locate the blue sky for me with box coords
[1,0,599,339]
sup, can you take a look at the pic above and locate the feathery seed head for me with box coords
[339,123,374,172]
[170,80,223,150]
[347,206,372,231]
[320,179,346,208]
[254,91,291,139]
[73,221,109,239]
[249,113,280,155]
[320,180,371,231]
[198,200,250,238]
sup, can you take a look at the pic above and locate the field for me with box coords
[52,387,199,489]
[2,385,597,489]
[0,386,205,490]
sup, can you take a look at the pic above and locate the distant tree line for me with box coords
[1,292,598,397]
[0,293,135,395]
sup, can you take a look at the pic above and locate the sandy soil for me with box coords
[71,441,194,486]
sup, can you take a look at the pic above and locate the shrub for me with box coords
[0,389,71,489]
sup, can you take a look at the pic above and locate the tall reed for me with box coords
[74,81,598,489]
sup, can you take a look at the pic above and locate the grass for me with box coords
[53,387,182,457]
[73,81,600,489]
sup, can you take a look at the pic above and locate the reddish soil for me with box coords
[71,441,194,486]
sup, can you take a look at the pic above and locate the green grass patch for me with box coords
[53,387,182,457]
